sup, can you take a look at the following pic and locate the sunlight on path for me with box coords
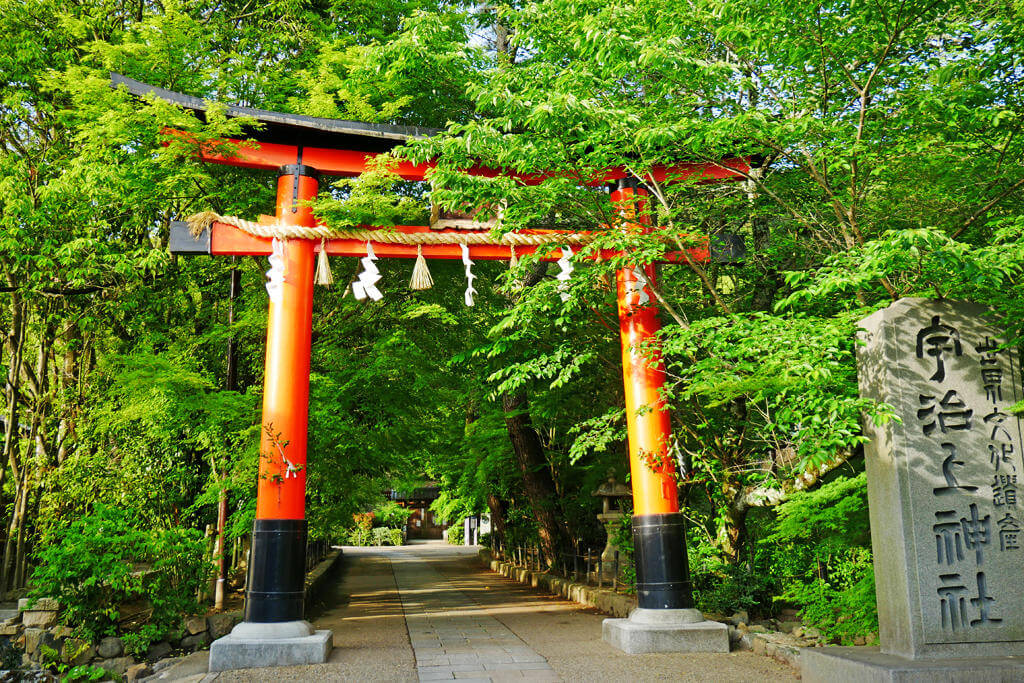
[392,546,559,682]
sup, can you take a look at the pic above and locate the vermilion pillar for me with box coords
[245,164,319,623]
[612,180,694,610]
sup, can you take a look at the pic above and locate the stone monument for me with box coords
[802,298,1024,682]
[592,473,631,581]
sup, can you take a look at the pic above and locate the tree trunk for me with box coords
[214,263,241,610]
[1,294,26,491]
[501,390,569,567]
[716,497,750,563]
[1,467,28,593]
[55,323,81,465]
[485,493,508,547]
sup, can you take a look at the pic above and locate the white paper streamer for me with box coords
[282,457,300,479]
[626,267,651,306]
[352,241,383,301]
[461,243,477,306]
[265,238,286,303]
[556,247,574,302]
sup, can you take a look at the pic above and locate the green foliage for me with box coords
[373,501,413,528]
[347,527,373,547]
[767,473,877,642]
[0,639,22,670]
[30,505,209,644]
[348,526,404,546]
[62,663,109,681]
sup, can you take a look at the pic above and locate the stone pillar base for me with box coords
[602,608,729,654]
[208,620,332,672]
[801,646,1024,682]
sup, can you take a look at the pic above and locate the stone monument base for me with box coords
[208,620,332,672]
[602,608,729,654]
[801,646,1024,683]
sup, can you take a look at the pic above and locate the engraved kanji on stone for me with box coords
[989,442,1016,473]
[983,408,1015,443]
[918,391,973,436]
[997,512,1022,551]
[976,336,1002,366]
[961,503,992,565]
[937,573,970,631]
[916,315,963,382]
[934,510,966,565]
[981,368,1003,403]
[969,572,1002,626]
[934,443,979,496]
[993,474,1018,507]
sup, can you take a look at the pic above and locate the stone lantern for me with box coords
[591,472,632,580]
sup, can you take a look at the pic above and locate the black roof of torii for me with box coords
[111,73,442,154]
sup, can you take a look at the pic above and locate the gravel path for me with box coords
[186,541,797,682]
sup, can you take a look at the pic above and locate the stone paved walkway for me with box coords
[392,548,557,682]
[196,541,796,682]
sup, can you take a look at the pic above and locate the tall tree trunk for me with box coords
[214,262,241,610]
[55,323,81,465]
[498,261,570,566]
[1,293,26,491]
[485,494,508,548]
[1,466,28,593]
[501,390,569,567]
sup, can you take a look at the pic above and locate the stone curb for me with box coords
[477,549,636,618]
[303,547,344,611]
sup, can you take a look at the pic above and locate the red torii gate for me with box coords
[114,73,743,666]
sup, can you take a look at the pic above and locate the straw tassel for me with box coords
[409,244,434,290]
[509,244,518,269]
[315,239,334,286]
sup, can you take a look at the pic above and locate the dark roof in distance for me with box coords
[110,73,442,154]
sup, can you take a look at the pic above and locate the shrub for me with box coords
[373,502,412,528]
[347,526,372,546]
[29,505,208,647]
[766,472,877,643]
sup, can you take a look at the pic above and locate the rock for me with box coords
[727,625,741,644]
[804,627,823,640]
[748,624,768,634]
[152,657,177,672]
[97,636,123,659]
[853,635,866,646]
[184,616,206,635]
[180,631,210,650]
[18,598,59,612]
[98,655,136,675]
[21,611,57,629]
[51,625,73,639]
[0,623,19,636]
[778,620,802,634]
[729,610,749,625]
[778,607,799,619]
[206,613,239,640]
[145,640,172,661]
[61,638,95,666]
[22,628,50,655]
[125,663,152,682]
[792,626,804,638]
[734,633,753,651]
